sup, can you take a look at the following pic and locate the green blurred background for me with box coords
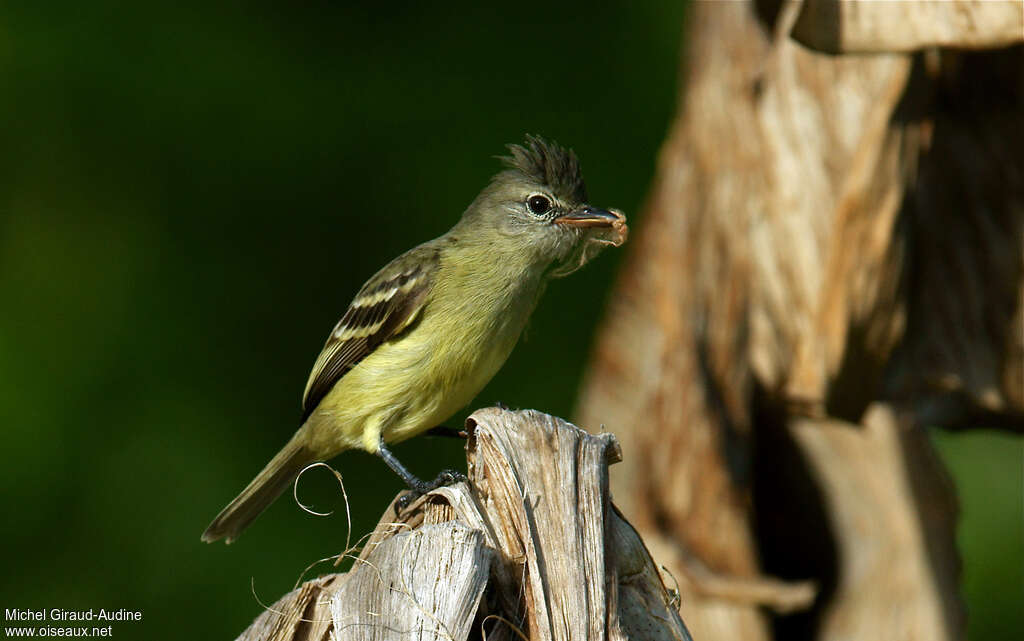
[0,2,1018,640]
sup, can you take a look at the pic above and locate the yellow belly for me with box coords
[304,289,530,455]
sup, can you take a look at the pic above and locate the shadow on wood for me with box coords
[235,407,692,641]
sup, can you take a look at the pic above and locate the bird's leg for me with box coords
[425,425,468,439]
[376,438,428,491]
[376,436,467,510]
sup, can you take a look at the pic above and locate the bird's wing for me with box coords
[300,245,440,421]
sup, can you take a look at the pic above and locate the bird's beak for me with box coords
[553,206,622,228]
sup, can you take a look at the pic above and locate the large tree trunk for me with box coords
[575,2,1024,641]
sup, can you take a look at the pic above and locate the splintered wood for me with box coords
[234,408,692,641]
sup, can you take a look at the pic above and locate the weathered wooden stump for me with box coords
[236,408,692,641]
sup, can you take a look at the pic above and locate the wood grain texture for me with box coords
[233,408,692,641]
[237,575,342,641]
[330,523,490,641]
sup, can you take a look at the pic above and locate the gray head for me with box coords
[458,135,627,277]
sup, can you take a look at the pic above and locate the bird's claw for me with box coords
[395,468,467,511]
[396,492,418,511]
[432,468,467,486]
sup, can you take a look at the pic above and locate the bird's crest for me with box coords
[500,135,587,203]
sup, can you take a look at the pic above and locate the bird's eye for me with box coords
[526,194,552,215]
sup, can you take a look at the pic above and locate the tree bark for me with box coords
[575,2,1023,640]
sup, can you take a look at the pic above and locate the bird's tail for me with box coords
[201,435,317,544]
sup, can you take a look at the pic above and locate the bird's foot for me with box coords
[396,468,468,510]
[428,468,468,488]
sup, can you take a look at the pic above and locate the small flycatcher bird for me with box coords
[202,135,627,543]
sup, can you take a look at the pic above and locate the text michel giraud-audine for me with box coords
[5,609,142,623]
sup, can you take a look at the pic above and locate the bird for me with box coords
[202,135,628,543]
